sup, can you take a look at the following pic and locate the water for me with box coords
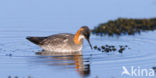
[0,0,156,78]
[1,27,156,78]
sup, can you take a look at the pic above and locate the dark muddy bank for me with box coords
[92,18,156,36]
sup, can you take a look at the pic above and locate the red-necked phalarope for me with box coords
[26,26,92,52]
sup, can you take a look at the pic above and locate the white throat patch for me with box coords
[78,35,85,41]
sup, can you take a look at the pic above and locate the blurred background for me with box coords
[0,0,156,31]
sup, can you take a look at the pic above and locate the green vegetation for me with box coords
[92,18,156,36]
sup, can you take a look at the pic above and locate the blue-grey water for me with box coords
[0,0,156,78]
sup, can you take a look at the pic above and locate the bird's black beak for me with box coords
[87,38,92,49]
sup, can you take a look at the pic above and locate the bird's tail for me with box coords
[26,36,47,45]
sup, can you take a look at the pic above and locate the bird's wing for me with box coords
[40,34,74,46]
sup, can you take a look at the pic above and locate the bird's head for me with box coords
[74,26,92,49]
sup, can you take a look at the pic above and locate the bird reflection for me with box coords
[36,51,90,77]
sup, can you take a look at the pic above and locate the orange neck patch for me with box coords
[74,28,83,44]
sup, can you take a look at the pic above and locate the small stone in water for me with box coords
[6,54,12,56]
[97,48,101,51]
[94,45,98,49]
[118,48,125,53]
[152,67,156,70]
[105,48,110,52]
[105,45,109,47]
[125,45,128,47]
[101,46,105,49]
[112,48,117,51]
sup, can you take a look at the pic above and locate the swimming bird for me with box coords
[26,26,92,52]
